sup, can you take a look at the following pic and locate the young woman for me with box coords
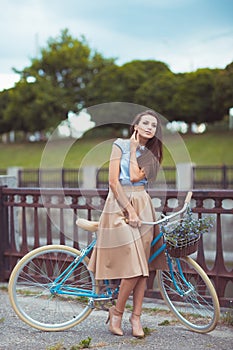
[88,110,167,337]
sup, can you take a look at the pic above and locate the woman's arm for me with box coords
[109,144,141,227]
[129,131,146,182]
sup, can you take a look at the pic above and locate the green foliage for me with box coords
[161,207,214,248]
[2,29,115,134]
[46,338,92,350]
[143,326,154,335]
[135,71,178,118]
[171,69,222,123]
[158,320,170,326]
[221,301,233,326]
[46,342,66,350]
[70,337,92,349]
[0,26,232,135]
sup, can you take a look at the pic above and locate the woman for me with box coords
[88,109,167,337]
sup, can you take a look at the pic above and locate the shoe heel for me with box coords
[129,313,145,338]
[107,306,124,336]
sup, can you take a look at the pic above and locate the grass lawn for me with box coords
[0,130,232,169]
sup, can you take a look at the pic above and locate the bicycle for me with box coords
[8,192,220,334]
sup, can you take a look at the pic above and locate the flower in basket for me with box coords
[160,207,214,249]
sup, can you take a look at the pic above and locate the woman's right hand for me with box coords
[127,210,141,228]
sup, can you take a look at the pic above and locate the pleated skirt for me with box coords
[87,186,168,280]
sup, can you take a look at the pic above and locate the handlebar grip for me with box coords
[184,191,193,203]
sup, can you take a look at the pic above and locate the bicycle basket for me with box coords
[165,234,200,258]
[161,214,201,258]
[161,207,213,258]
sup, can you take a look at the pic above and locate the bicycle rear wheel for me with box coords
[8,245,96,331]
[157,256,220,333]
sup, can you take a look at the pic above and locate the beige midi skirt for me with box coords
[88,186,168,280]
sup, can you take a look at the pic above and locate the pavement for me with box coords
[0,283,232,350]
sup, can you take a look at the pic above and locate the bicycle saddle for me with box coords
[76,218,99,232]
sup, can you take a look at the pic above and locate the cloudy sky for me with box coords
[0,0,233,90]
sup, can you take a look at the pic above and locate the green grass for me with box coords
[0,131,232,169]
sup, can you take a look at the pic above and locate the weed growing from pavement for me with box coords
[70,337,92,349]
[46,342,66,350]
[0,285,8,292]
[47,338,92,350]
[158,320,170,326]
[221,301,233,326]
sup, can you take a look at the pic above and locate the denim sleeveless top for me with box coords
[113,138,147,186]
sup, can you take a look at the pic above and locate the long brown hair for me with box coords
[130,109,163,184]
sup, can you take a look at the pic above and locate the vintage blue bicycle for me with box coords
[8,192,220,334]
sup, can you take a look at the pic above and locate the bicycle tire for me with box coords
[8,245,96,331]
[157,256,220,333]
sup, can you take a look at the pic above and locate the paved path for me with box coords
[0,284,232,350]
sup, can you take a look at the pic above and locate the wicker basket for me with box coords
[166,236,200,258]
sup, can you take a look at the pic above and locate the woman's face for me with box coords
[135,114,157,140]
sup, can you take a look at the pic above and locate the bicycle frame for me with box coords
[48,192,194,301]
[9,192,220,333]
[48,233,192,302]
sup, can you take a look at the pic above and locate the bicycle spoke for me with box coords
[157,256,220,333]
[8,245,96,331]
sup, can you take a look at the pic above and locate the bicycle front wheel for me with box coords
[157,256,220,333]
[8,245,96,331]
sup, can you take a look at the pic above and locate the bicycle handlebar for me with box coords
[76,192,193,230]
[184,191,193,203]
[141,191,193,226]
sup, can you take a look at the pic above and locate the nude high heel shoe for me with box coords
[106,306,124,336]
[129,312,145,338]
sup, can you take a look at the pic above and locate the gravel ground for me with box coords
[0,284,232,350]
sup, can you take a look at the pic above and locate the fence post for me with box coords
[7,166,22,186]
[0,182,15,281]
[0,176,18,281]
[176,163,195,190]
[222,165,227,189]
[81,166,97,188]
[0,186,6,281]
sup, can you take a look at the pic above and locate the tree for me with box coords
[171,69,221,124]
[85,64,125,105]
[214,62,233,117]
[86,60,171,106]
[119,60,171,102]
[1,27,232,135]
[5,29,115,133]
[134,70,178,119]
[0,89,12,133]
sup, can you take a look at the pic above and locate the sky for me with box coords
[0,0,233,91]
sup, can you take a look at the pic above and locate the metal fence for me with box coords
[18,168,82,188]
[0,186,232,307]
[193,165,233,189]
[14,165,233,189]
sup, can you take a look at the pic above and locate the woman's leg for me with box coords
[115,276,139,312]
[130,276,147,337]
[114,276,146,337]
[107,277,139,336]
[132,276,147,315]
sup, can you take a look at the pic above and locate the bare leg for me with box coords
[130,276,147,337]
[115,276,140,312]
[132,276,147,315]
[114,276,146,338]
[107,277,139,336]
